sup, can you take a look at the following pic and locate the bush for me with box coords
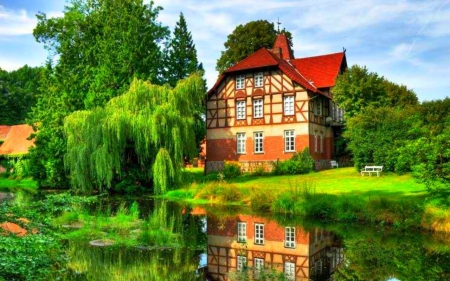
[271,148,315,175]
[194,181,242,203]
[223,161,241,178]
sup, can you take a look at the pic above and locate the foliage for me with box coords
[216,20,293,73]
[29,0,169,188]
[194,181,242,203]
[223,161,242,178]
[333,65,418,118]
[344,106,420,171]
[64,74,205,194]
[0,235,67,281]
[0,156,31,178]
[271,148,315,175]
[163,13,206,152]
[0,66,44,125]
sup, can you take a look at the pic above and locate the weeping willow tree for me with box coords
[64,74,205,194]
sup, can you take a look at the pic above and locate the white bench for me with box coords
[361,165,383,177]
[330,160,339,168]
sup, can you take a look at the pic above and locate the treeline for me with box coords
[0,66,43,125]
[334,65,450,191]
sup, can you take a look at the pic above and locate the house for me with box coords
[206,213,343,280]
[206,34,346,172]
[0,124,35,173]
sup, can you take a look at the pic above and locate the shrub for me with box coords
[194,181,242,203]
[271,148,315,175]
[223,161,241,178]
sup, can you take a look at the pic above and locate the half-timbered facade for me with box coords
[206,34,347,172]
[206,214,343,281]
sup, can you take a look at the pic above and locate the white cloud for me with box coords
[0,6,36,36]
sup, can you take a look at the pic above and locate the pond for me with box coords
[57,198,450,281]
[2,194,450,280]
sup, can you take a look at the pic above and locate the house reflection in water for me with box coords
[206,214,343,281]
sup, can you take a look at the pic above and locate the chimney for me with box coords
[272,47,282,58]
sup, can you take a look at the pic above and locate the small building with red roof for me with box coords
[206,34,346,172]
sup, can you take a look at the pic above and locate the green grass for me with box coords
[171,167,427,200]
[0,176,38,192]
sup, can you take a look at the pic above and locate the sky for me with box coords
[0,0,449,101]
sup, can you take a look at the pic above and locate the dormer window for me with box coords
[236,74,245,90]
[254,72,263,87]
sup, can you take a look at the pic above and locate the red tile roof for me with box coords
[0,124,35,155]
[0,126,11,141]
[209,34,346,96]
[272,34,294,60]
[225,48,279,73]
[291,52,346,88]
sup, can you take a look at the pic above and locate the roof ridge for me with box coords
[293,52,345,61]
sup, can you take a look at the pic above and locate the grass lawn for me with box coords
[180,167,427,199]
[0,177,38,192]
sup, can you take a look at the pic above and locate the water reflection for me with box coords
[206,214,343,281]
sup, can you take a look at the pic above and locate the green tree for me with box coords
[216,20,293,73]
[333,65,388,118]
[0,66,43,125]
[164,13,206,152]
[164,13,203,88]
[344,106,420,171]
[64,74,205,194]
[333,65,419,118]
[29,0,169,188]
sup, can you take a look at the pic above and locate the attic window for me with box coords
[236,74,245,90]
[254,72,263,87]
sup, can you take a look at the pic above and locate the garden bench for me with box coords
[360,165,383,177]
[330,160,339,168]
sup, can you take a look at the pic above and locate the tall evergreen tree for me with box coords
[164,13,203,88]
[163,13,206,152]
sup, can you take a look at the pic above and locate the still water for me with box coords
[62,199,450,281]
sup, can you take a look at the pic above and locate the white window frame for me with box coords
[237,255,247,271]
[254,223,264,245]
[237,133,246,154]
[253,99,263,118]
[236,74,245,90]
[254,132,264,154]
[284,95,295,115]
[237,222,247,242]
[284,130,295,152]
[285,227,296,248]
[314,132,318,153]
[254,72,263,88]
[236,100,246,120]
[254,258,264,273]
[284,262,296,281]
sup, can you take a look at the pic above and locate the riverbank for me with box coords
[165,167,450,232]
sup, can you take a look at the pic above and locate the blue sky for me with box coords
[0,0,449,101]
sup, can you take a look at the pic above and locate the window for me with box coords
[237,222,247,242]
[237,133,246,154]
[285,227,295,248]
[254,72,263,87]
[314,132,318,153]
[254,132,264,153]
[236,74,245,89]
[284,96,294,115]
[315,260,323,275]
[237,256,247,271]
[236,100,246,120]
[317,99,323,116]
[284,130,295,152]
[284,262,296,280]
[254,223,264,244]
[253,99,263,118]
[254,258,264,273]
[320,134,324,153]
